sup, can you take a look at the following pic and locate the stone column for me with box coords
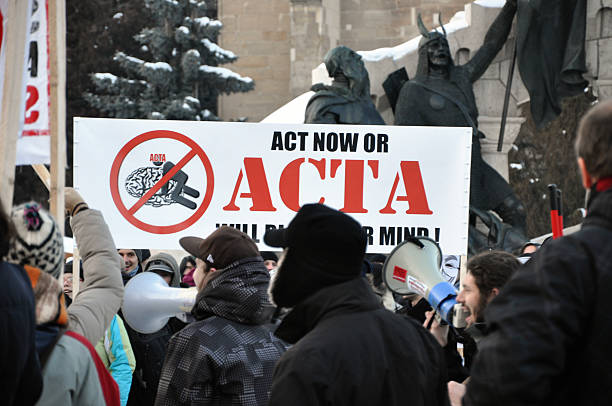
[479,117,526,181]
[290,0,341,98]
[586,2,612,101]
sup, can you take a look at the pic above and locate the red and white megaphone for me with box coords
[122,272,197,334]
[382,236,467,328]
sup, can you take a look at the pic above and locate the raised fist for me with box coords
[65,187,87,216]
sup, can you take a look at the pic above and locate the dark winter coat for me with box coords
[155,257,288,406]
[465,185,612,406]
[125,317,185,406]
[124,254,186,406]
[269,277,450,406]
[0,262,43,406]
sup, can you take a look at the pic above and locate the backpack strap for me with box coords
[65,331,120,406]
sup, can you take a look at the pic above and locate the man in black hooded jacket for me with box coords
[265,204,449,406]
[450,99,612,406]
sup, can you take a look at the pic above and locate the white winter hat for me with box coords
[7,202,64,279]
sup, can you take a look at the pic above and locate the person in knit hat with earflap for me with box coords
[6,188,122,405]
[8,188,124,345]
[265,203,449,406]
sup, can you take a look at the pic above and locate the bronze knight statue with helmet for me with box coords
[394,0,526,252]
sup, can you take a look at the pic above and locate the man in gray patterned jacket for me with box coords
[155,226,288,406]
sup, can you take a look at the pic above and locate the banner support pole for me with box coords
[0,0,30,213]
[48,0,66,235]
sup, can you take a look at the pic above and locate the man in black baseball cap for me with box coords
[266,203,449,406]
[155,226,288,406]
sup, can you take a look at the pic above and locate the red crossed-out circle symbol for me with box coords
[110,130,214,234]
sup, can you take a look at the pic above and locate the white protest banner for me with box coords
[74,118,471,255]
[17,0,51,165]
[0,0,52,165]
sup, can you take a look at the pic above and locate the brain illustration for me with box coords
[125,167,179,207]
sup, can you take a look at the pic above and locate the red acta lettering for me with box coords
[24,85,39,124]
[223,158,277,212]
[222,158,432,215]
[380,161,433,214]
[150,154,166,162]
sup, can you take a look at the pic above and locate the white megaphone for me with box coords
[122,272,198,334]
[382,236,467,328]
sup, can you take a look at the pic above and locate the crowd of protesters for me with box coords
[1,99,611,406]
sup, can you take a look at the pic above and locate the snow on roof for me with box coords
[144,61,173,72]
[199,65,253,83]
[93,72,118,83]
[474,0,505,8]
[113,12,123,20]
[261,91,313,123]
[358,10,468,63]
[201,38,236,60]
[194,16,223,30]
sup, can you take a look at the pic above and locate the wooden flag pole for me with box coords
[0,0,30,213]
[48,0,66,235]
[32,164,51,190]
[72,246,81,298]
[33,163,82,297]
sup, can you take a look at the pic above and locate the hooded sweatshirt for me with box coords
[154,256,289,406]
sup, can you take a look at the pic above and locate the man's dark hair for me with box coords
[179,255,196,276]
[466,250,520,296]
[0,198,15,257]
[575,99,612,180]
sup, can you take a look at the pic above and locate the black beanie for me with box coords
[265,204,367,307]
[64,260,84,281]
[132,249,144,264]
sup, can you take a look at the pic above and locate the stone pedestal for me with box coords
[478,116,525,181]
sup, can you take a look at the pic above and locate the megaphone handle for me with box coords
[426,313,436,330]
[425,311,447,330]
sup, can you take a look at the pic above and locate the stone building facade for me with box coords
[217,0,467,121]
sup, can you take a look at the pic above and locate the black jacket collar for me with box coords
[583,187,612,230]
[275,277,382,344]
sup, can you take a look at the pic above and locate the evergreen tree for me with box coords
[84,0,253,120]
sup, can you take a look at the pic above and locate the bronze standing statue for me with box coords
[305,46,385,125]
[394,0,527,247]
